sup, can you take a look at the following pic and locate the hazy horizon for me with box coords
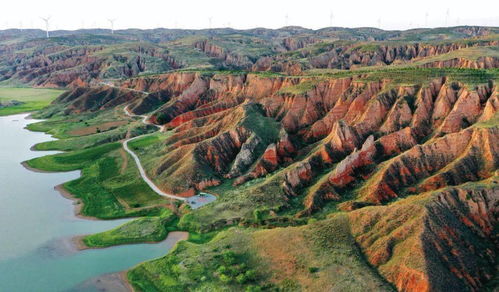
[2,0,498,32]
[1,24,499,33]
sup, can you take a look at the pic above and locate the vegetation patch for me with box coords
[83,209,177,248]
[25,143,167,219]
[128,228,266,291]
[68,120,129,136]
[253,214,393,291]
[0,87,64,116]
[277,79,319,95]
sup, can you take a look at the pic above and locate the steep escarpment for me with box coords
[70,73,496,204]
[49,71,497,207]
[149,101,281,194]
[0,40,182,87]
[193,40,254,69]
[420,56,499,69]
[359,126,498,205]
[348,179,498,292]
[305,40,499,70]
[54,86,145,114]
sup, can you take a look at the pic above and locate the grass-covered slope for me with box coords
[0,87,64,116]
[129,215,393,291]
[24,108,169,219]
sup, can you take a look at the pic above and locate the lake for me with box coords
[0,113,182,291]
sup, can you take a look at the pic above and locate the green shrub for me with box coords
[308,267,319,273]
[219,273,232,284]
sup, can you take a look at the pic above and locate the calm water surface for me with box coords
[0,113,179,291]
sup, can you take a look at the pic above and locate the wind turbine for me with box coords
[329,11,334,27]
[108,19,116,34]
[425,12,429,27]
[285,14,289,26]
[40,16,51,38]
[377,18,381,29]
[208,17,212,29]
[445,9,450,26]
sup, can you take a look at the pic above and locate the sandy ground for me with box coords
[71,271,133,292]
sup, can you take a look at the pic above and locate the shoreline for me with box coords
[17,110,185,292]
[19,118,136,291]
[120,271,134,292]
[54,184,100,221]
[71,235,88,251]
[21,161,57,173]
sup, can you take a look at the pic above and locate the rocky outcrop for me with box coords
[194,40,253,69]
[282,37,319,51]
[252,57,303,75]
[420,56,499,69]
[360,127,499,204]
[307,40,498,69]
[225,134,262,178]
[54,86,145,114]
[349,180,498,291]
[0,42,182,87]
[297,128,418,216]
[46,71,498,205]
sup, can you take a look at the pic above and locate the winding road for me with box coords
[121,98,216,209]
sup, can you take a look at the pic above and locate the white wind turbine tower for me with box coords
[445,9,450,26]
[377,18,381,29]
[208,17,212,29]
[40,16,51,38]
[329,11,334,27]
[108,19,116,34]
[285,14,289,26]
[425,12,429,27]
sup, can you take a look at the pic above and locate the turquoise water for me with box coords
[0,114,179,291]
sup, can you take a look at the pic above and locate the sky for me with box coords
[1,0,498,31]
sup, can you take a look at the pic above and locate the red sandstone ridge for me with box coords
[46,75,497,241]
[194,40,253,69]
[0,42,183,87]
[54,72,497,205]
[348,180,498,291]
[359,126,498,205]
